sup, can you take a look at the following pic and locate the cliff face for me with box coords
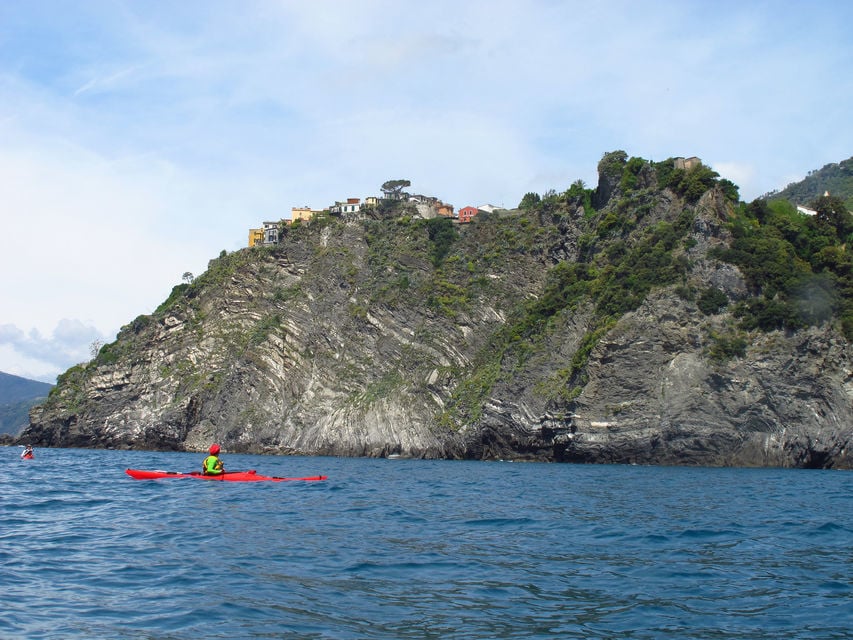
[21,155,853,468]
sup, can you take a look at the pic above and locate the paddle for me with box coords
[188,469,257,476]
[147,469,257,476]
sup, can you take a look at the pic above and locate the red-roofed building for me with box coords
[458,206,478,223]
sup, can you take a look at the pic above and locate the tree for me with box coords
[519,192,541,209]
[813,195,853,238]
[697,287,729,315]
[89,339,104,360]
[598,150,628,178]
[718,178,740,202]
[565,180,587,199]
[182,272,195,284]
[381,179,411,200]
[425,217,458,266]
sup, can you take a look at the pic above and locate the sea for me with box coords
[1,447,850,639]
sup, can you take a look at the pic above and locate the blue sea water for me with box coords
[1,447,850,639]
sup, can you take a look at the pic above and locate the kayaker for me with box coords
[202,443,225,475]
[21,445,34,459]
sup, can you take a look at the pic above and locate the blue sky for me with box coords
[1,0,851,383]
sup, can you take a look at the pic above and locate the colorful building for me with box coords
[334,198,361,214]
[458,206,478,223]
[248,228,265,247]
[262,221,279,244]
[291,206,315,222]
[249,221,280,247]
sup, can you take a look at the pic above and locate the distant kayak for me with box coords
[21,453,34,460]
[125,468,327,482]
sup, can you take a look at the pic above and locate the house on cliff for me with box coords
[437,202,454,217]
[291,206,322,222]
[458,206,478,223]
[329,198,361,214]
[674,156,702,171]
[248,221,280,247]
[248,185,464,247]
[248,228,264,247]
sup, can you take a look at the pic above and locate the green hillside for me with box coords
[0,372,53,435]
[763,157,853,211]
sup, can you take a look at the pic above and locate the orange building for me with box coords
[458,206,478,223]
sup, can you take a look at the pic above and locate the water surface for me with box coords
[1,447,850,638]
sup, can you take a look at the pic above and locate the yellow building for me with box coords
[248,228,265,247]
[248,221,281,247]
[291,206,314,222]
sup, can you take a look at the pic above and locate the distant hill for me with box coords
[762,156,853,210]
[0,372,53,435]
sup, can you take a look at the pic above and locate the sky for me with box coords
[1,0,851,383]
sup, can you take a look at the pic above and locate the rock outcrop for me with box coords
[20,154,853,468]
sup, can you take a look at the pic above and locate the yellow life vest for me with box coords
[203,454,224,475]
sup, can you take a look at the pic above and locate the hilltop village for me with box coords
[246,159,720,247]
[248,182,502,247]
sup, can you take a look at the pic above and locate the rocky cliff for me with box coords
[21,152,853,468]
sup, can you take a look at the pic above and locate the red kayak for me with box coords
[126,468,327,482]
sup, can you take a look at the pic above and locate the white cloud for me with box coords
[0,320,104,383]
[712,162,757,197]
[0,344,60,385]
[0,128,206,331]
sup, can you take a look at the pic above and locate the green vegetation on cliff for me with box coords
[26,151,853,467]
[72,152,853,422]
[763,157,853,211]
[713,195,853,336]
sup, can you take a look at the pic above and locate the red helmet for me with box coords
[209,443,221,454]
